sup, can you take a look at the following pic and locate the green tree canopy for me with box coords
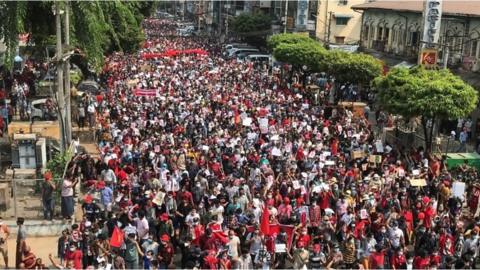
[230,12,271,35]
[273,41,327,72]
[326,50,383,84]
[374,66,478,150]
[267,33,315,50]
[0,1,157,70]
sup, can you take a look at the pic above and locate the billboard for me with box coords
[421,0,443,48]
[296,0,309,29]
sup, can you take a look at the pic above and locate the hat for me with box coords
[96,181,106,190]
[160,213,169,221]
[362,194,369,201]
[296,197,304,205]
[422,196,430,205]
[84,194,93,204]
[373,174,380,178]
[160,234,170,242]
[44,171,52,181]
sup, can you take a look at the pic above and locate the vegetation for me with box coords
[0,1,157,70]
[269,33,382,85]
[267,33,316,49]
[230,12,272,46]
[46,150,73,179]
[374,67,478,150]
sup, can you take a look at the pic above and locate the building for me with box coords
[353,1,480,71]
[316,0,369,45]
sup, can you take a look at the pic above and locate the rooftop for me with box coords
[352,1,480,17]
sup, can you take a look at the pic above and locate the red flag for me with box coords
[260,206,270,236]
[234,108,240,125]
[110,226,124,248]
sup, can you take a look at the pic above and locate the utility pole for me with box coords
[284,0,289,33]
[64,2,72,145]
[55,3,65,153]
[327,11,333,46]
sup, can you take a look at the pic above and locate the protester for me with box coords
[15,16,480,270]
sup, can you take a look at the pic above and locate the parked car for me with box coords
[245,54,272,63]
[228,48,259,58]
[77,80,100,95]
[30,98,57,121]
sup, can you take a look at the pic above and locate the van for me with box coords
[229,48,259,58]
[225,43,248,51]
[227,45,257,55]
[245,54,272,63]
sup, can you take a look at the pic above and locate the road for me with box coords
[3,236,58,268]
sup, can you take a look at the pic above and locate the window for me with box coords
[339,0,348,5]
[384,28,390,41]
[364,26,370,41]
[335,36,345,44]
[398,29,404,45]
[377,27,383,40]
[409,31,419,46]
[336,17,349,25]
[370,26,375,40]
[470,40,478,57]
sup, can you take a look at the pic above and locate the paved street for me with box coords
[5,236,57,268]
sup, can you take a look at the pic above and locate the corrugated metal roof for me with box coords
[352,1,480,17]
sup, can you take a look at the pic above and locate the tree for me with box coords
[230,12,271,46]
[323,50,383,85]
[0,1,157,70]
[267,33,315,50]
[374,67,478,151]
[273,41,327,72]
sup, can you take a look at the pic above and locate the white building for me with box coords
[353,0,480,71]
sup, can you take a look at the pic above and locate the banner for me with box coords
[141,49,208,59]
[134,88,157,97]
[421,0,443,48]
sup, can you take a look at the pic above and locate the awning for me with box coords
[334,14,353,18]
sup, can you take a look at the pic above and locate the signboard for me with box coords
[419,48,438,68]
[259,0,271,8]
[410,178,427,187]
[422,0,443,48]
[296,0,309,29]
[452,181,466,198]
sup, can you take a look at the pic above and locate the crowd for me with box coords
[13,17,479,270]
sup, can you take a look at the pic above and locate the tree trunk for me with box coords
[421,116,430,152]
[428,116,436,154]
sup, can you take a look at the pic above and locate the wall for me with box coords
[360,9,480,69]
[316,0,368,44]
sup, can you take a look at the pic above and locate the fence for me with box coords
[1,141,78,221]
[2,177,68,221]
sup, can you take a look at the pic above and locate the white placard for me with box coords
[452,181,466,199]
[325,160,335,166]
[242,117,252,127]
[272,147,282,157]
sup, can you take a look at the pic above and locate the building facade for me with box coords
[316,0,369,45]
[353,1,480,71]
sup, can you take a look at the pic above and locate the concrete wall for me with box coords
[8,121,60,141]
[316,0,368,44]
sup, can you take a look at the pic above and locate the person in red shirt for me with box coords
[390,248,406,270]
[64,243,83,270]
[413,250,430,269]
[369,245,386,269]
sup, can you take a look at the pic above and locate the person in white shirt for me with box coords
[210,199,224,224]
[135,211,150,242]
